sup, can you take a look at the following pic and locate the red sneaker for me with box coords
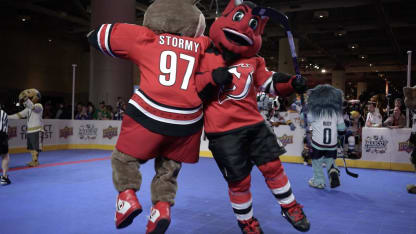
[115,189,142,229]
[146,202,171,234]
[238,217,264,234]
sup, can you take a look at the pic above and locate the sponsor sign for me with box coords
[277,134,294,146]
[398,141,413,153]
[364,135,388,154]
[103,126,118,139]
[59,127,73,139]
[79,124,98,140]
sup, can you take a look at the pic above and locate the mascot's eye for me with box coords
[233,11,245,21]
[249,18,258,30]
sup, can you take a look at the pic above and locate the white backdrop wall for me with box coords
[8,113,415,172]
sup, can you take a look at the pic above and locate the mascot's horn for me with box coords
[223,0,244,15]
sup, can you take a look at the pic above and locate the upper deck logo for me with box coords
[277,134,294,146]
[103,126,118,139]
[60,127,73,139]
[398,141,413,153]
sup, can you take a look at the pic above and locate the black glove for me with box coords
[291,75,308,94]
[212,67,233,86]
[272,72,292,83]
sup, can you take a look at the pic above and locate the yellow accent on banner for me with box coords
[9,147,414,172]
[200,151,415,172]
[9,144,116,154]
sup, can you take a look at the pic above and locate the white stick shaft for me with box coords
[406,51,412,127]
[72,64,77,120]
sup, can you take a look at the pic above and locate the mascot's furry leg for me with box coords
[111,149,143,229]
[309,157,326,189]
[146,156,181,234]
[323,157,340,188]
[27,150,39,167]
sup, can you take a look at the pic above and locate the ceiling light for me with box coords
[321,69,327,73]
[19,15,31,22]
[348,43,359,50]
[334,30,346,37]
[313,11,329,19]
[369,63,373,67]
[359,55,367,59]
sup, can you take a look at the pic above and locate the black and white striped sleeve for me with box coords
[0,110,7,133]
[87,24,116,57]
[87,23,144,59]
[261,72,292,94]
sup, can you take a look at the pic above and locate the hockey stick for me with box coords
[252,7,307,127]
[341,156,359,178]
[337,141,359,178]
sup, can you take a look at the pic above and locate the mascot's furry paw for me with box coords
[406,184,416,194]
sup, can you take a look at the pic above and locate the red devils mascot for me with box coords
[196,1,311,233]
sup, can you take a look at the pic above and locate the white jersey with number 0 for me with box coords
[307,113,346,150]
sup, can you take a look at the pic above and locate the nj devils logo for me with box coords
[218,64,253,104]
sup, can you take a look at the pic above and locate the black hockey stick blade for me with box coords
[342,157,359,178]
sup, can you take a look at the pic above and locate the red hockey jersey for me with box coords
[198,52,295,134]
[89,23,213,136]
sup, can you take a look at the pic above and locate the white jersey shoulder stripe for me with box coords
[104,24,116,58]
[96,24,106,55]
[135,90,202,114]
[129,99,203,125]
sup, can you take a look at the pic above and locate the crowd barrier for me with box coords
[8,113,415,172]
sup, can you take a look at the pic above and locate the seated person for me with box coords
[365,101,382,127]
[383,107,406,128]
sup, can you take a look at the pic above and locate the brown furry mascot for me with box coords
[403,86,416,194]
[87,0,230,233]
[9,89,43,167]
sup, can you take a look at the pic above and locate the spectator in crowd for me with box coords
[93,101,106,120]
[75,102,83,117]
[105,105,114,120]
[114,97,125,120]
[55,103,65,119]
[365,101,382,127]
[87,102,95,120]
[75,105,89,120]
[394,98,404,110]
[383,107,406,128]
[43,100,54,119]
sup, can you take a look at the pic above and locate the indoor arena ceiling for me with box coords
[2,0,416,96]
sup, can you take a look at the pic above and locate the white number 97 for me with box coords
[159,51,195,90]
